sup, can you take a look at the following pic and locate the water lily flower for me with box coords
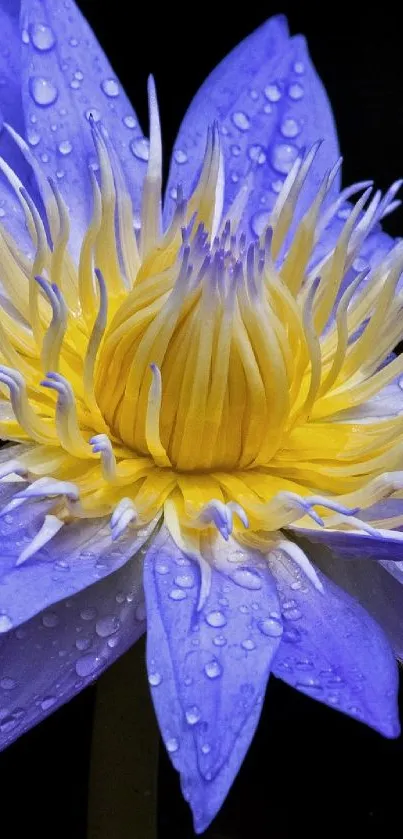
[1,0,403,833]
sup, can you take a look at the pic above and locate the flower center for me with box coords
[1,83,403,559]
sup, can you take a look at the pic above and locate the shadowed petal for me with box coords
[19,0,147,242]
[0,482,157,629]
[143,527,282,834]
[164,15,340,234]
[268,545,400,737]
[303,538,403,660]
[291,518,403,562]
[0,551,146,751]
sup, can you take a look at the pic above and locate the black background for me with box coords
[1,2,403,837]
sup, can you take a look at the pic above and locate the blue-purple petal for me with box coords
[164,16,340,235]
[19,0,147,242]
[0,551,146,751]
[0,482,156,629]
[143,527,282,834]
[268,546,400,738]
[0,1,24,137]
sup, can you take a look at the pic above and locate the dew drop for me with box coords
[75,653,102,678]
[296,658,314,671]
[185,706,201,725]
[0,709,25,733]
[232,567,262,591]
[241,639,256,651]
[69,37,79,47]
[232,111,250,131]
[80,607,97,621]
[251,210,271,238]
[281,117,300,138]
[155,561,169,575]
[204,659,222,679]
[58,139,73,156]
[231,144,241,157]
[21,29,30,44]
[271,178,284,193]
[166,737,179,753]
[231,173,239,183]
[353,257,367,272]
[130,137,150,162]
[258,616,283,638]
[54,559,69,571]
[295,677,322,693]
[123,115,137,128]
[148,672,162,687]
[0,615,12,633]
[42,611,59,628]
[85,108,101,122]
[263,103,273,114]
[169,588,187,601]
[70,79,81,90]
[205,610,227,628]
[0,677,16,691]
[95,616,120,638]
[282,606,302,621]
[201,743,211,754]
[75,637,91,651]
[174,149,188,164]
[288,82,304,100]
[271,143,298,174]
[283,627,302,644]
[135,602,147,622]
[27,128,41,147]
[294,61,305,74]
[174,573,195,589]
[213,634,227,647]
[264,83,282,102]
[101,78,120,98]
[249,89,259,100]
[74,70,84,81]
[30,23,56,52]
[40,695,56,711]
[29,76,58,107]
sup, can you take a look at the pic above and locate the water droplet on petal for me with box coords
[0,709,25,733]
[85,108,101,122]
[42,611,59,628]
[75,653,102,678]
[213,634,227,646]
[283,627,302,643]
[166,737,179,753]
[30,23,56,52]
[204,659,222,679]
[296,658,314,671]
[271,143,298,174]
[294,61,305,74]
[70,79,81,90]
[201,743,211,754]
[295,677,322,693]
[232,111,250,131]
[58,139,72,155]
[258,616,283,638]
[75,637,92,651]
[135,602,147,621]
[130,137,150,161]
[21,29,30,44]
[251,210,271,237]
[185,706,201,725]
[205,610,227,628]
[80,607,97,621]
[241,639,256,651]
[148,672,162,687]
[0,677,16,690]
[123,115,136,128]
[0,615,12,633]
[264,83,282,102]
[231,144,241,157]
[69,37,79,47]
[232,567,262,590]
[281,117,301,138]
[29,76,58,107]
[40,695,56,711]
[95,616,120,638]
[169,588,187,601]
[174,573,195,589]
[271,178,284,193]
[174,149,188,164]
[101,78,120,98]
[288,82,304,100]
[249,89,259,100]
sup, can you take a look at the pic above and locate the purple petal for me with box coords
[305,539,403,661]
[0,2,24,136]
[0,482,156,629]
[164,16,340,235]
[268,546,399,737]
[19,0,147,242]
[143,527,282,834]
[0,551,146,751]
[291,519,403,562]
